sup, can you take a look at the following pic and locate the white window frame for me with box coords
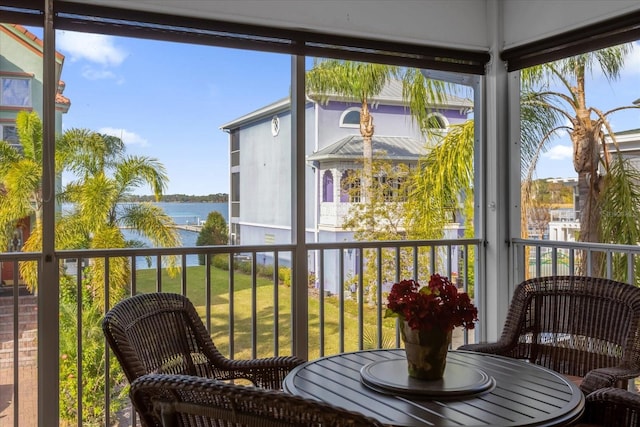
[339,107,360,128]
[425,112,449,130]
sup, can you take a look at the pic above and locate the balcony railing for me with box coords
[2,237,639,425]
[512,238,640,283]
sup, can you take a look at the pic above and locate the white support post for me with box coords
[481,0,513,342]
[291,54,309,360]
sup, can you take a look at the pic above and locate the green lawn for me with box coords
[134,265,399,360]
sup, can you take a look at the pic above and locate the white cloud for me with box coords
[542,144,572,161]
[81,66,116,81]
[57,31,127,66]
[99,127,148,147]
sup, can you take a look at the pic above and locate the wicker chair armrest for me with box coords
[582,387,640,426]
[582,366,640,391]
[210,355,305,389]
[580,370,618,395]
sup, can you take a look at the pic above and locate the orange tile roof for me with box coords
[55,93,70,106]
[5,24,65,61]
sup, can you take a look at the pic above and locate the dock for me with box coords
[173,224,203,232]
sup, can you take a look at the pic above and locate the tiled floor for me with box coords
[0,364,139,426]
[0,365,37,427]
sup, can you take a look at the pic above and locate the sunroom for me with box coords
[2,1,640,426]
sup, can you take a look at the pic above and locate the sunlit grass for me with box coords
[134,265,399,360]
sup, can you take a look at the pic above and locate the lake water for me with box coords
[63,201,228,268]
[124,202,228,267]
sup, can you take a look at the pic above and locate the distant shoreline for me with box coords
[123,193,228,203]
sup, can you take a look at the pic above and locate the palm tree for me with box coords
[405,120,475,240]
[407,45,640,280]
[521,44,640,245]
[306,60,447,203]
[18,123,181,298]
[0,111,45,246]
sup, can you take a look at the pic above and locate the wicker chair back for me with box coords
[102,292,303,390]
[130,373,385,427]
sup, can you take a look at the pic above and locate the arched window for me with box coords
[425,113,448,129]
[340,108,360,128]
[323,170,334,202]
[341,170,361,202]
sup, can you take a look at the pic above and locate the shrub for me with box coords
[279,267,291,287]
[59,276,127,426]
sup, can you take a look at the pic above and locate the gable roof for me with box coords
[1,24,65,62]
[307,135,426,163]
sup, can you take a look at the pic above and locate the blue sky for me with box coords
[46,29,640,195]
[54,29,292,195]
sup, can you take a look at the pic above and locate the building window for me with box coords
[1,77,31,107]
[271,115,280,136]
[424,113,448,129]
[375,175,407,202]
[1,124,22,154]
[323,170,334,202]
[340,108,360,128]
[341,170,360,202]
[231,172,240,202]
[1,124,18,143]
[230,130,240,167]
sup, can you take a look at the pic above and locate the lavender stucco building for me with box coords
[221,80,472,294]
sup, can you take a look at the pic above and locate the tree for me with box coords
[306,60,447,206]
[403,45,640,280]
[18,121,181,301]
[404,121,477,294]
[196,210,228,265]
[521,45,640,246]
[0,111,45,247]
[9,118,180,425]
[307,61,465,292]
[405,120,475,240]
[341,159,414,300]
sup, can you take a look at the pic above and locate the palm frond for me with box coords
[600,155,640,246]
[406,120,474,239]
[15,111,42,162]
[115,156,168,200]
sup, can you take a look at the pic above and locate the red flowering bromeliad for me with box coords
[384,274,478,332]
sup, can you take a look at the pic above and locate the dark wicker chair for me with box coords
[457,275,640,391]
[575,371,640,426]
[102,292,304,390]
[583,387,640,426]
[130,373,386,427]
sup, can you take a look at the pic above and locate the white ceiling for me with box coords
[69,0,640,52]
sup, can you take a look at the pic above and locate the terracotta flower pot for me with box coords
[401,321,452,380]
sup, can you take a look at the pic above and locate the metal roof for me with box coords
[219,97,291,130]
[306,135,426,163]
[308,79,472,109]
[220,79,472,130]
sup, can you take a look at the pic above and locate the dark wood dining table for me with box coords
[283,349,585,427]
